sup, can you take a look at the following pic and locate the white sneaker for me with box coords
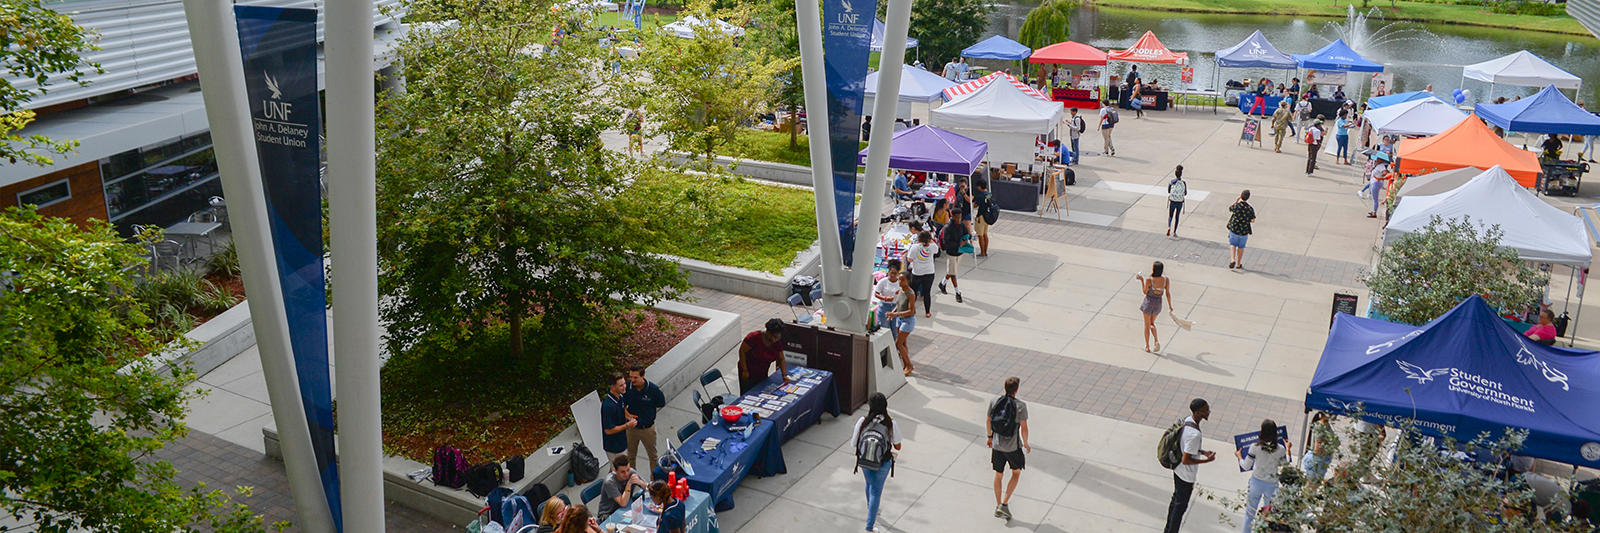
[1358,190,1367,199]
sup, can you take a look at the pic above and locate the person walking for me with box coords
[1100,101,1117,156]
[886,262,917,375]
[1270,101,1291,153]
[1294,99,1312,143]
[1136,261,1174,354]
[852,392,902,532]
[906,230,938,317]
[973,180,995,257]
[988,377,1030,521]
[624,108,645,157]
[738,318,789,394]
[1304,118,1324,176]
[1237,419,1291,533]
[1167,166,1187,237]
[861,116,872,143]
[1131,82,1146,119]
[938,210,970,304]
[623,365,666,476]
[1162,399,1216,533]
[1226,190,1255,270]
[1067,108,1086,165]
[1334,109,1352,165]
[1361,157,1393,218]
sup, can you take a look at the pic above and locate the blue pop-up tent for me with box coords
[1293,39,1384,73]
[1308,295,1600,467]
[962,35,1032,61]
[1367,90,1447,110]
[1475,84,1600,136]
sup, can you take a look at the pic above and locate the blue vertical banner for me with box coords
[234,6,342,531]
[822,0,873,266]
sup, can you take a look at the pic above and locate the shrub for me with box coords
[1360,215,1547,326]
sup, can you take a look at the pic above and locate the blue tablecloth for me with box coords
[674,367,840,511]
[600,490,718,533]
[1238,93,1292,116]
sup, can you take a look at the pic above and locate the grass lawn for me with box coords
[728,130,869,168]
[1092,0,1591,36]
[594,11,678,29]
[632,170,819,274]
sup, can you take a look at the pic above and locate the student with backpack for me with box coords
[938,206,971,304]
[1166,165,1187,237]
[852,392,902,533]
[1159,398,1216,533]
[987,377,1030,521]
[1236,419,1291,533]
[1100,101,1118,156]
[1068,107,1086,164]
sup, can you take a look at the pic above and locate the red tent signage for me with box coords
[1108,31,1190,65]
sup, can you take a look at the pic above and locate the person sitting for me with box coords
[648,481,686,533]
[597,456,648,521]
[892,171,915,201]
[1332,87,1346,101]
[1304,86,1321,100]
[536,497,567,533]
[1525,309,1559,346]
[553,504,605,533]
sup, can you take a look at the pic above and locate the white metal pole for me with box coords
[180,2,337,532]
[848,0,913,323]
[325,0,384,531]
[794,0,846,298]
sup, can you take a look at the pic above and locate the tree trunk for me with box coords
[508,292,524,359]
[790,102,800,148]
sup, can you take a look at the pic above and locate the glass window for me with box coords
[102,130,222,235]
[17,179,71,208]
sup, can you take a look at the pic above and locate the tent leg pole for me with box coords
[1299,409,1312,466]
[1573,271,1587,348]
[1564,267,1574,314]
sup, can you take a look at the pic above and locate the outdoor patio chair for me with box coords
[150,240,185,272]
[677,422,700,444]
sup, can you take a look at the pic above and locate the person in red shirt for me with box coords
[738,318,790,393]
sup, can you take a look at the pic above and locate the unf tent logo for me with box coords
[1515,340,1570,391]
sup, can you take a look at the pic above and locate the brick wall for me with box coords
[0,161,108,225]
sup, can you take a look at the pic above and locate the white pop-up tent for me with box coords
[1386,165,1592,267]
[930,78,1063,166]
[864,64,957,120]
[661,16,744,39]
[1461,50,1581,100]
[1362,98,1468,137]
[1392,166,1480,200]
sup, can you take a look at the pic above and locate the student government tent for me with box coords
[1308,295,1600,468]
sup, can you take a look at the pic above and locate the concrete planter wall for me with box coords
[665,243,821,303]
[263,300,742,526]
[130,300,256,380]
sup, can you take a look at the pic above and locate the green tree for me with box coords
[1360,215,1546,326]
[0,207,274,533]
[637,0,796,164]
[1219,410,1590,532]
[377,0,689,361]
[893,0,991,70]
[1016,0,1074,50]
[0,0,102,166]
[749,0,804,148]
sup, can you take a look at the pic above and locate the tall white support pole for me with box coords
[180,2,337,532]
[325,0,384,531]
[848,0,914,313]
[794,0,846,297]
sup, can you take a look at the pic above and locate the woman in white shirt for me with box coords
[904,231,939,318]
[851,392,903,533]
[873,259,904,331]
[1237,419,1291,533]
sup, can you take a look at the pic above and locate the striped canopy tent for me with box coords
[942,72,1049,102]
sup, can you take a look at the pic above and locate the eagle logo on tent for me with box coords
[1397,360,1449,384]
[1516,339,1571,391]
[1326,398,1362,413]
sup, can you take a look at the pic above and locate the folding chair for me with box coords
[677,421,701,444]
[699,369,739,406]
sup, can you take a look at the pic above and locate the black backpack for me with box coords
[1158,418,1199,470]
[569,442,601,484]
[979,192,999,225]
[521,482,552,506]
[466,462,504,498]
[854,416,894,475]
[506,455,525,482]
[431,445,469,489]
[989,396,1018,438]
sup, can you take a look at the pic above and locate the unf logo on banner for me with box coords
[822,0,872,265]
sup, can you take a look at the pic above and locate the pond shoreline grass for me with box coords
[1088,0,1593,37]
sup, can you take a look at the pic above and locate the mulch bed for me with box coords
[384,309,705,464]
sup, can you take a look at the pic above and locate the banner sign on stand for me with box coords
[1239,119,1259,146]
[235,6,341,529]
[1331,293,1359,327]
[822,0,873,266]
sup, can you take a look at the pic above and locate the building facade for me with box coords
[1,0,402,234]
[1571,0,1600,40]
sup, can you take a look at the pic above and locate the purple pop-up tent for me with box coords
[857,125,989,175]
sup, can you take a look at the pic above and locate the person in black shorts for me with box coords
[986,377,1030,521]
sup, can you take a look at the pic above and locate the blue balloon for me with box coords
[1455,94,1466,104]
[1453,88,1464,97]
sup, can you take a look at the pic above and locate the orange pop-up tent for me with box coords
[1108,31,1189,65]
[1396,115,1543,186]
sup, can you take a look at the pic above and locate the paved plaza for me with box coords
[166,108,1600,532]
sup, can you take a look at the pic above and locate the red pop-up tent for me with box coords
[1108,31,1189,65]
[1029,41,1107,66]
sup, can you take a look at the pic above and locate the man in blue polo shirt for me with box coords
[624,364,666,477]
[601,373,634,465]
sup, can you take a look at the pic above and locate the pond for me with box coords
[979,4,1600,106]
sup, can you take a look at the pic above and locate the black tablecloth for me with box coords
[991,179,1038,212]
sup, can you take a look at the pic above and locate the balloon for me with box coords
[1456,94,1466,104]
[1453,88,1464,97]
[1463,89,1472,100]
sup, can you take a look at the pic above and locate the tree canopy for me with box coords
[891,0,992,69]
[0,0,101,166]
[1017,0,1074,51]
[0,207,273,533]
[1361,215,1547,326]
[376,0,690,362]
